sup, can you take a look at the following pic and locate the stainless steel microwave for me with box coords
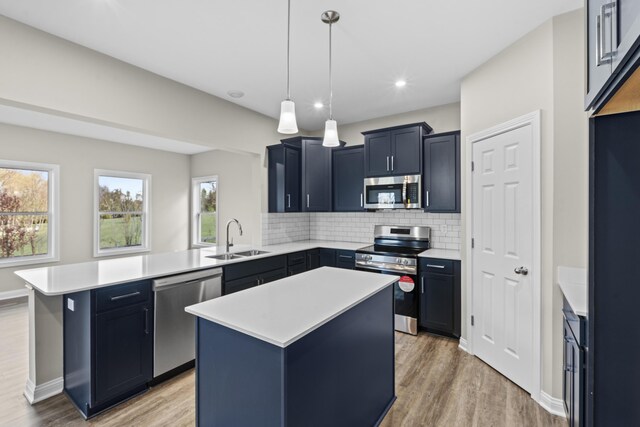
[363,175,422,209]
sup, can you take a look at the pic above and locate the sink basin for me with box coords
[234,249,270,257]
[207,253,246,261]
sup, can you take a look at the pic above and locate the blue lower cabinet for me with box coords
[320,248,337,267]
[287,251,308,276]
[335,250,356,269]
[223,256,287,294]
[418,258,461,337]
[64,280,153,419]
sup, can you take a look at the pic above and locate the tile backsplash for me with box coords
[262,211,461,250]
[261,213,310,245]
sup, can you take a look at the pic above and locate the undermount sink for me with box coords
[234,249,270,257]
[207,253,246,261]
[207,249,269,261]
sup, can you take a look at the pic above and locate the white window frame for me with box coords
[191,175,218,248]
[0,159,60,268]
[94,169,151,257]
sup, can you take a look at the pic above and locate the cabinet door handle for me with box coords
[338,255,352,259]
[391,155,394,171]
[287,194,291,208]
[426,190,430,207]
[426,264,445,269]
[386,156,390,171]
[144,308,149,335]
[597,2,617,66]
[360,193,363,207]
[421,277,424,294]
[307,194,310,208]
[110,291,141,301]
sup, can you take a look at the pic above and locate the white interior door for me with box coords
[472,124,534,393]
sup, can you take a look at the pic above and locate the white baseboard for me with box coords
[539,390,566,418]
[458,337,471,354]
[0,288,28,301]
[24,377,64,404]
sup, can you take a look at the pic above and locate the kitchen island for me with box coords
[186,267,397,427]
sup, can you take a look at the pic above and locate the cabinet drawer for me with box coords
[336,250,355,269]
[95,281,151,313]
[287,251,307,266]
[224,255,287,281]
[420,259,453,275]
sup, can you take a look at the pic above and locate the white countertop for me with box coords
[186,267,397,347]
[557,266,587,317]
[418,248,461,261]
[14,240,367,296]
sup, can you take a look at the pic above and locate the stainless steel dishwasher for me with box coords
[152,268,222,378]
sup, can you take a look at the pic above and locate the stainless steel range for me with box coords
[355,225,431,335]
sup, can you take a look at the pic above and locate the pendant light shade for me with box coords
[321,10,340,147]
[278,100,298,134]
[323,119,340,147]
[278,0,298,134]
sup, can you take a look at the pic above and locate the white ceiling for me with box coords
[0,0,581,131]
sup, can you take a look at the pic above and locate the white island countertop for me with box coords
[14,240,367,296]
[186,267,397,347]
[557,266,587,317]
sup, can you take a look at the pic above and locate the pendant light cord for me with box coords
[328,21,333,120]
[286,0,291,101]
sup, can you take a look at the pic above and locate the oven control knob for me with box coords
[364,255,372,261]
[401,259,409,265]
[396,258,401,264]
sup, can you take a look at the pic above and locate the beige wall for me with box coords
[460,9,586,399]
[191,150,263,246]
[0,15,285,156]
[0,123,191,294]
[551,9,589,397]
[310,102,461,143]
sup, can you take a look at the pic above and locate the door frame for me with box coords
[465,110,542,402]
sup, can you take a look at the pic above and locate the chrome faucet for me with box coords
[225,218,243,253]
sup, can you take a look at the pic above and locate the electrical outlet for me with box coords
[441,224,448,234]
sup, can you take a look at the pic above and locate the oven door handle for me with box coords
[356,261,417,275]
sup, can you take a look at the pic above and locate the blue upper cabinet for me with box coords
[362,123,432,177]
[302,139,333,212]
[333,146,365,211]
[273,137,346,212]
[267,144,301,212]
[586,0,640,111]
[423,131,461,213]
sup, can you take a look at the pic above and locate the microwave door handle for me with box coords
[402,181,407,207]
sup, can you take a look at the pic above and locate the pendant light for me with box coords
[277,0,299,134]
[321,10,340,147]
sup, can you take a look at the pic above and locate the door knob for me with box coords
[514,266,529,276]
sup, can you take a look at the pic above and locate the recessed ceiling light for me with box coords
[314,102,324,109]
[395,80,407,88]
[227,90,245,98]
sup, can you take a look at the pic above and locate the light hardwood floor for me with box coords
[0,301,565,427]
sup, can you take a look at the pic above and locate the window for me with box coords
[94,170,150,257]
[192,176,218,247]
[0,160,59,268]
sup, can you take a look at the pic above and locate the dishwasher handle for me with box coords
[152,268,222,291]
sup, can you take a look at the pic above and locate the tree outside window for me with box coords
[0,161,59,267]
[95,170,150,256]
[192,176,217,246]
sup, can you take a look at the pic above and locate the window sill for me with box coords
[191,243,217,249]
[0,254,60,269]
[94,247,150,258]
